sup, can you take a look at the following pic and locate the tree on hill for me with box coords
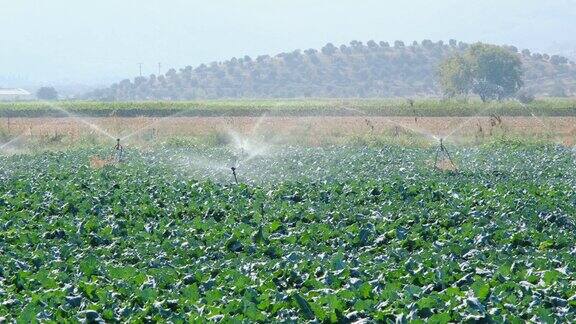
[36,87,58,100]
[85,40,575,101]
[439,43,523,101]
[439,54,472,98]
[469,44,523,101]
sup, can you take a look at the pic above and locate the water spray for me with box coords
[44,102,116,140]
[434,138,457,171]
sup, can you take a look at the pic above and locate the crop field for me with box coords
[1,99,576,322]
[1,142,576,322]
[0,98,575,117]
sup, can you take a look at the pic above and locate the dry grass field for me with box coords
[1,115,575,148]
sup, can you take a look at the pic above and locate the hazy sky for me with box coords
[1,0,575,86]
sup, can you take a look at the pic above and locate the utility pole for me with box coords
[158,62,162,75]
[138,63,143,77]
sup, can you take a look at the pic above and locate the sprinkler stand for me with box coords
[434,138,457,170]
[231,166,239,184]
[115,138,124,162]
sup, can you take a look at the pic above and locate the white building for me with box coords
[0,88,33,101]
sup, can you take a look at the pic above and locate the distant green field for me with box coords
[0,98,575,117]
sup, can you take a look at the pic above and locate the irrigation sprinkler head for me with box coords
[114,138,124,162]
[439,138,449,152]
[231,166,239,184]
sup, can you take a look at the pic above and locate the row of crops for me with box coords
[0,98,575,117]
[1,144,575,321]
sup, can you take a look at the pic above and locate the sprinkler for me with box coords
[434,138,457,171]
[229,148,244,184]
[114,138,124,162]
[231,166,239,184]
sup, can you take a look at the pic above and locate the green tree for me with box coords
[36,87,58,100]
[469,43,523,101]
[439,43,523,101]
[321,43,337,56]
[439,54,472,98]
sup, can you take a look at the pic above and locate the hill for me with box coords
[86,40,576,100]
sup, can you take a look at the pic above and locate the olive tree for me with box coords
[439,54,473,98]
[439,43,523,101]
